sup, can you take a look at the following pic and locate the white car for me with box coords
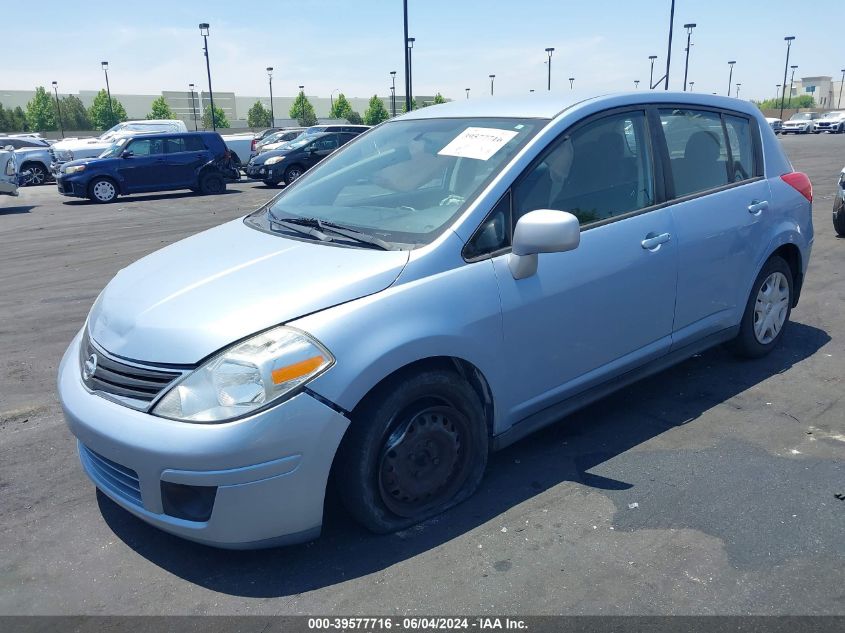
[780,112,821,134]
[218,132,256,168]
[815,111,845,134]
[765,117,783,135]
[50,120,188,170]
[0,146,21,196]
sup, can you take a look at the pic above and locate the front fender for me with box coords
[291,256,508,431]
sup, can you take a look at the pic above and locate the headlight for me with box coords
[264,155,285,165]
[151,326,334,423]
[64,165,86,174]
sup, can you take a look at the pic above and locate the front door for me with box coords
[490,109,679,424]
[118,137,167,192]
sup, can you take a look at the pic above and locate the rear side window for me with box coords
[513,110,655,226]
[659,109,729,197]
[184,135,206,151]
[723,115,754,182]
[165,137,186,153]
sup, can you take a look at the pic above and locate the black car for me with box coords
[245,131,361,186]
[55,132,238,203]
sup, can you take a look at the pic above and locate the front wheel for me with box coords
[335,370,489,533]
[834,199,845,237]
[284,165,304,185]
[88,177,118,203]
[729,256,793,358]
[22,163,47,186]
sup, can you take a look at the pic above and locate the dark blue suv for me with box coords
[56,132,237,203]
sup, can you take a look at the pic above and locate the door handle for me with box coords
[641,232,671,250]
[748,200,769,215]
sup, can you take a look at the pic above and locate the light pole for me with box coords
[788,64,798,108]
[266,67,275,127]
[390,70,397,117]
[779,36,795,120]
[403,0,411,112]
[51,81,64,138]
[663,0,676,90]
[330,88,340,115]
[682,23,696,92]
[735,83,741,99]
[776,85,781,102]
[727,60,736,96]
[634,80,640,89]
[407,37,416,111]
[648,55,658,89]
[688,81,694,92]
[569,77,574,89]
[465,88,470,99]
[199,23,216,131]
[101,61,114,127]
[188,83,198,131]
[839,69,845,108]
[545,47,554,90]
[489,74,495,96]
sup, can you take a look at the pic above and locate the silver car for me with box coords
[58,92,814,548]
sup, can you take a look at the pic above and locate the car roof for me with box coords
[397,91,764,122]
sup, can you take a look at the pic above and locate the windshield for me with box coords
[98,122,173,141]
[98,137,130,158]
[790,113,813,121]
[822,111,845,119]
[282,136,313,151]
[246,117,546,248]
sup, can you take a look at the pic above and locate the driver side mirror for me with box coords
[121,150,134,158]
[508,209,580,279]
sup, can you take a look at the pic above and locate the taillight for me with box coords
[251,139,257,151]
[781,172,813,202]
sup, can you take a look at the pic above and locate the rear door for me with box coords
[164,135,208,187]
[118,137,167,192]
[656,107,770,348]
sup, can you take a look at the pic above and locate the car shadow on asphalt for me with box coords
[97,321,831,597]
[0,205,36,215]
[61,190,242,205]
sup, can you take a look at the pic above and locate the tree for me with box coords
[753,95,815,111]
[59,95,92,130]
[402,98,418,113]
[433,93,447,104]
[147,96,174,120]
[25,86,56,131]
[88,89,128,129]
[289,91,317,127]
[346,110,364,125]
[10,107,28,132]
[247,100,272,127]
[329,93,353,120]
[202,104,230,129]
[364,95,390,125]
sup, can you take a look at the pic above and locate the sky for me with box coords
[5,0,842,103]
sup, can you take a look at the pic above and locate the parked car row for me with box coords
[0,134,54,186]
[778,110,845,134]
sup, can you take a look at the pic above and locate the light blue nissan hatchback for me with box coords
[58,92,814,548]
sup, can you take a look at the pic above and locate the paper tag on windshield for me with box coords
[438,127,519,161]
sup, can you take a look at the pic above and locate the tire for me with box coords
[335,369,489,533]
[198,172,225,195]
[262,178,281,187]
[88,177,118,203]
[21,162,47,186]
[729,256,793,358]
[283,164,304,185]
[834,199,845,237]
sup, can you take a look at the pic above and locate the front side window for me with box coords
[513,110,654,226]
[127,138,164,156]
[313,135,340,151]
[246,117,545,248]
[659,108,729,197]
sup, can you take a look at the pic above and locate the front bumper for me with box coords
[56,175,88,198]
[245,163,280,180]
[58,329,350,548]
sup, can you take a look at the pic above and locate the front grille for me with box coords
[80,330,185,409]
[79,443,143,507]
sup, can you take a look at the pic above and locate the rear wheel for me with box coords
[198,172,225,195]
[834,201,845,237]
[729,256,793,358]
[21,162,47,186]
[88,177,118,203]
[335,369,489,533]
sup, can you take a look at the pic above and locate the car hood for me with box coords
[784,119,811,125]
[61,157,119,171]
[250,148,299,165]
[88,218,410,364]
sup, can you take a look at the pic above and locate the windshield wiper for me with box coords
[266,210,333,242]
[268,213,395,250]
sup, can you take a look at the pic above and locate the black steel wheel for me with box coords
[336,369,488,533]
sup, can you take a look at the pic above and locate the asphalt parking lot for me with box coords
[0,135,843,616]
